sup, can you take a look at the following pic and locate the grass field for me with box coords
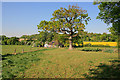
[1,45,44,55]
[1,45,117,55]
[2,45,119,78]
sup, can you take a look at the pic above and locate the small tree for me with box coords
[37,5,90,50]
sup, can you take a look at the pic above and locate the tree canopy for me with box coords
[37,5,91,49]
[93,1,120,35]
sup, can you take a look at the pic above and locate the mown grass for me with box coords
[1,45,44,55]
[2,48,54,78]
[1,45,117,55]
[2,46,118,78]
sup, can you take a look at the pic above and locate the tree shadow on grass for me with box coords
[2,54,13,60]
[1,48,51,61]
[83,60,120,79]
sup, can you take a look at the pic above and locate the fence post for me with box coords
[14,48,16,55]
[22,49,24,53]
[105,48,106,51]
[114,48,117,53]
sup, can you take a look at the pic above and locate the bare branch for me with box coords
[72,34,79,37]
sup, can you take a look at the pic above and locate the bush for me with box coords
[91,45,110,47]
[81,48,102,52]
[15,42,21,45]
[2,40,7,45]
[84,44,110,47]
[64,43,69,47]
[84,43,92,47]
[27,41,32,45]
[32,42,41,47]
[20,40,25,45]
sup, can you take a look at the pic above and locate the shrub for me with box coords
[2,40,7,45]
[84,44,110,47]
[84,43,92,47]
[32,42,41,47]
[83,42,117,47]
[15,42,21,45]
[20,41,25,45]
[64,43,69,47]
[91,45,110,47]
[27,41,32,45]
[81,48,102,52]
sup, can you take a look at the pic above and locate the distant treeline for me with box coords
[0,31,117,47]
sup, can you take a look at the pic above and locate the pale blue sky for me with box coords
[2,2,111,37]
[2,0,95,2]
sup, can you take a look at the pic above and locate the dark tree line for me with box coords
[0,35,20,45]
[0,31,117,47]
[82,32,117,42]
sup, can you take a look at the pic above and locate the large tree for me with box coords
[37,5,90,50]
[93,1,120,35]
[94,1,120,58]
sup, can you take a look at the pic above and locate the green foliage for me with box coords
[108,22,120,35]
[20,35,28,39]
[7,39,11,45]
[15,42,21,45]
[84,43,92,47]
[55,33,68,47]
[20,40,25,45]
[38,31,48,44]
[1,35,9,41]
[73,35,83,47]
[1,36,19,45]
[94,1,120,24]
[1,31,118,47]
[81,48,102,52]
[2,40,7,45]
[82,32,117,42]
[94,1,120,35]
[1,35,9,45]
[46,32,54,42]
[84,43,111,47]
[32,42,41,47]
[26,41,32,45]
[37,5,91,49]
[10,37,19,45]
[64,42,69,47]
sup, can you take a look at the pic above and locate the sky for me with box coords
[2,2,112,37]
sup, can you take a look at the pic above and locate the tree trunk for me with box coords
[69,36,73,50]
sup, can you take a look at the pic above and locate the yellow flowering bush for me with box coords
[74,43,83,46]
[83,42,117,46]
